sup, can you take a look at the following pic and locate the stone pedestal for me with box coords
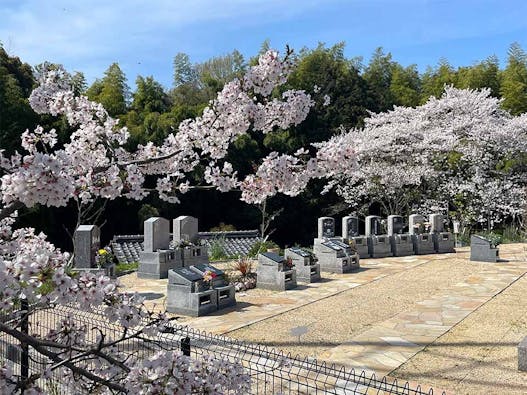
[411,234,435,255]
[257,252,297,291]
[190,263,236,309]
[313,239,359,273]
[166,268,218,316]
[432,232,455,253]
[138,250,181,279]
[390,234,414,257]
[470,235,499,262]
[284,248,321,283]
[367,235,392,258]
[349,236,369,259]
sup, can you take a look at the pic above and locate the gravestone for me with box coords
[470,235,499,262]
[144,217,170,252]
[387,215,413,257]
[190,263,236,309]
[429,213,455,253]
[74,225,100,268]
[313,239,360,273]
[284,247,321,283]
[342,216,369,259]
[408,214,435,255]
[365,216,392,258]
[166,267,218,316]
[173,216,199,244]
[138,217,180,279]
[172,216,208,266]
[317,217,335,239]
[257,252,297,291]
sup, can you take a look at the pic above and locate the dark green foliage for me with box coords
[3,41,527,252]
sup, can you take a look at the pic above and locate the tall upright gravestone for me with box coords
[341,215,368,258]
[138,217,179,279]
[173,216,199,244]
[74,225,100,268]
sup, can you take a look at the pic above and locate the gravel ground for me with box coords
[226,256,527,393]
[228,258,485,356]
[392,273,527,395]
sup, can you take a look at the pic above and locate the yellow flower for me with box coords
[98,249,108,255]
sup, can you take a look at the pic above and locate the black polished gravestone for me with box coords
[166,267,217,316]
[387,215,413,257]
[190,263,236,309]
[284,248,320,283]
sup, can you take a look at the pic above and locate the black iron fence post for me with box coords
[180,336,191,356]
[20,299,29,382]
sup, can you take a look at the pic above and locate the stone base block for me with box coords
[368,237,392,258]
[317,254,358,274]
[350,237,369,259]
[470,246,500,262]
[412,235,436,255]
[166,284,217,316]
[216,284,236,309]
[138,251,182,279]
[433,233,455,253]
[296,263,321,283]
[256,269,297,291]
[390,236,414,257]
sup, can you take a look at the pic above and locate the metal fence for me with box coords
[1,304,445,394]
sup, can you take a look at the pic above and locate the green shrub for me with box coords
[248,240,279,257]
[209,236,229,261]
[116,261,139,273]
[501,224,527,243]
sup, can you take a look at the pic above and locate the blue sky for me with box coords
[1,0,526,89]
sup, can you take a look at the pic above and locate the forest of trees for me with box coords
[2,41,527,249]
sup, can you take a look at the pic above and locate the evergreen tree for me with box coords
[86,63,129,116]
[500,42,527,115]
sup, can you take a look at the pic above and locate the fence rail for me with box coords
[1,304,445,394]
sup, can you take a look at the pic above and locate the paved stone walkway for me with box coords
[318,245,527,378]
[118,244,527,382]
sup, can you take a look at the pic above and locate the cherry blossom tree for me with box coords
[332,86,527,228]
[0,49,356,393]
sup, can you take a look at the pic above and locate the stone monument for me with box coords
[342,215,369,258]
[470,235,500,262]
[408,214,435,255]
[387,215,413,257]
[429,213,455,253]
[166,267,218,316]
[284,247,321,283]
[138,217,179,279]
[257,252,297,291]
[365,215,392,258]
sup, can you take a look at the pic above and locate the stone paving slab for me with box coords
[319,244,527,377]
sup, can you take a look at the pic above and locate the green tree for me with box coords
[389,64,421,107]
[86,63,129,116]
[456,56,500,97]
[0,46,38,154]
[363,47,396,111]
[421,59,457,102]
[500,42,527,114]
